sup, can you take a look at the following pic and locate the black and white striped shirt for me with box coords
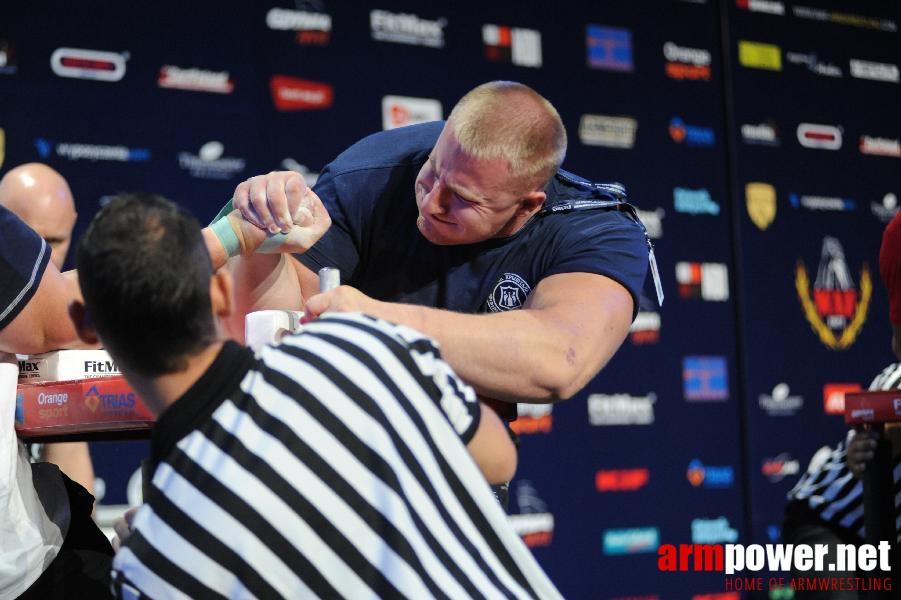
[112,313,561,599]
[786,362,901,542]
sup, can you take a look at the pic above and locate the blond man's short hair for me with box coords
[447,81,567,192]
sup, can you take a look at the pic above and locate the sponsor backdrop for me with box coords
[1,0,899,597]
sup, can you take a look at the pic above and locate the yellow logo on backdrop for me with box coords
[745,182,776,230]
[738,41,782,71]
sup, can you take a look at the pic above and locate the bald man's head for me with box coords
[0,163,77,269]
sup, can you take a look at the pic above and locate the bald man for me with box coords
[0,163,77,270]
[0,163,94,498]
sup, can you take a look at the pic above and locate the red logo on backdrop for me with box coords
[596,468,650,492]
[693,594,740,600]
[823,383,862,415]
[270,76,333,110]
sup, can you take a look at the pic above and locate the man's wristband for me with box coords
[211,216,241,258]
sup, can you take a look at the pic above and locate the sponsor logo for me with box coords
[761,453,800,482]
[792,5,897,32]
[578,114,637,148]
[745,182,776,230]
[50,47,127,82]
[586,25,633,72]
[270,75,333,110]
[738,40,782,70]
[637,208,664,239]
[823,383,862,415]
[84,384,136,415]
[759,383,803,416]
[795,237,871,350]
[158,65,234,94]
[687,459,735,488]
[740,120,780,146]
[789,192,856,212]
[603,527,660,555]
[664,42,711,80]
[669,117,715,146]
[370,10,446,48]
[486,273,531,312]
[676,262,729,301]
[674,187,720,215]
[510,403,552,435]
[630,309,661,345]
[34,138,150,162]
[37,392,68,406]
[280,158,319,187]
[596,468,650,492]
[871,192,899,222]
[265,6,332,45]
[381,95,442,130]
[797,123,842,150]
[860,136,901,157]
[178,141,246,180]
[510,481,553,547]
[482,24,542,67]
[692,517,739,544]
[849,59,899,83]
[785,51,842,77]
[735,0,785,15]
[683,356,729,402]
[587,393,656,425]
[0,39,17,74]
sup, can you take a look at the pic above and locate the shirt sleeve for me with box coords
[0,205,50,330]
[391,324,482,444]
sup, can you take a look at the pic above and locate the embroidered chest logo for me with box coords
[487,273,532,312]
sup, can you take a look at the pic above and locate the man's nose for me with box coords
[424,180,449,213]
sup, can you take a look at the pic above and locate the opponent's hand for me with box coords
[232,171,308,234]
[302,286,379,322]
[232,187,331,256]
[847,429,879,479]
[111,505,140,552]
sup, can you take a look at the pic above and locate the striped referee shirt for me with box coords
[786,362,901,543]
[112,313,561,599]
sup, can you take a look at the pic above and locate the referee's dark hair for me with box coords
[76,192,217,377]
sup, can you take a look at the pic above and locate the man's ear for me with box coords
[518,190,546,218]
[210,269,234,319]
[69,301,99,345]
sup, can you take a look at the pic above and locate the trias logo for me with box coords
[586,25,633,72]
[669,117,715,147]
[795,237,871,350]
[686,459,734,488]
[265,6,332,45]
[50,47,127,82]
[381,95,442,131]
[663,42,711,80]
[270,75,333,110]
[158,65,234,94]
[797,123,843,150]
[370,10,446,48]
[482,24,542,68]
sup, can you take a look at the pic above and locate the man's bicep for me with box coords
[527,272,635,370]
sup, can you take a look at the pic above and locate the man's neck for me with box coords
[125,342,225,417]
